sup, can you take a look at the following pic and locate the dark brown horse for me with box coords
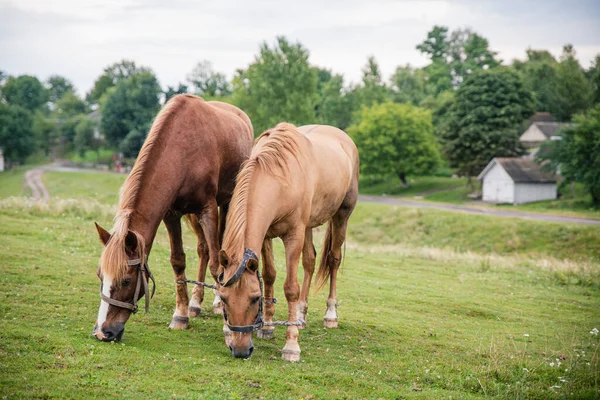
[93,94,253,341]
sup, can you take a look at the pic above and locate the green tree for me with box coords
[88,60,151,104]
[0,104,35,164]
[539,105,600,205]
[416,25,449,62]
[316,74,354,130]
[100,71,161,149]
[442,68,534,177]
[2,75,48,111]
[32,111,56,156]
[420,89,455,135]
[449,29,500,85]
[513,49,560,113]
[164,83,189,101]
[73,117,98,158]
[352,56,390,107]
[552,45,593,121]
[54,90,87,119]
[46,75,75,104]
[390,65,433,105]
[348,102,440,186]
[417,26,500,89]
[588,54,600,105]
[232,36,318,134]
[119,129,145,158]
[187,60,231,97]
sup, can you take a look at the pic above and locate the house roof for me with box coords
[528,112,555,125]
[478,157,557,183]
[532,122,572,139]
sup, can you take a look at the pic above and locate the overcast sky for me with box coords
[1,0,599,96]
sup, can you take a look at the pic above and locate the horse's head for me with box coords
[93,223,153,342]
[217,248,262,359]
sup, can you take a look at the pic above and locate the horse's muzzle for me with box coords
[229,343,254,359]
[93,322,125,342]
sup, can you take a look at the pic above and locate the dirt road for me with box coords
[358,195,600,226]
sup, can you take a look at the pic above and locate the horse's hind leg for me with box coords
[320,194,356,329]
[164,211,190,330]
[186,215,209,317]
[258,238,276,339]
[197,198,223,315]
[298,228,316,329]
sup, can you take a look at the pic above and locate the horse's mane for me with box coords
[222,123,303,269]
[100,95,192,282]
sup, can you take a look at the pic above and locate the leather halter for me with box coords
[100,258,156,314]
[217,249,265,333]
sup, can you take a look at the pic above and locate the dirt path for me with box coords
[358,195,600,226]
[24,168,50,202]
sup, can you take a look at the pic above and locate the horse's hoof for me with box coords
[257,329,275,339]
[189,306,201,318]
[169,316,189,330]
[281,349,301,362]
[324,318,338,329]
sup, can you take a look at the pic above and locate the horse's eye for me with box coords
[251,296,260,304]
[122,278,132,287]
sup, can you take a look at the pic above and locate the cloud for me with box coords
[0,0,598,95]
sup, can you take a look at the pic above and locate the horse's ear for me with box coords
[219,250,229,267]
[247,257,259,272]
[95,222,111,246]
[125,230,138,251]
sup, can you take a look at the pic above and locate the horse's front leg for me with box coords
[186,215,208,318]
[163,211,190,330]
[258,238,276,339]
[281,229,305,361]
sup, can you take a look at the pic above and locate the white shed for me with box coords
[477,158,557,205]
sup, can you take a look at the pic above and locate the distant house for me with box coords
[520,114,572,148]
[477,157,557,204]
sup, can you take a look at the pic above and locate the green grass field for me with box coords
[0,169,599,399]
[359,175,468,198]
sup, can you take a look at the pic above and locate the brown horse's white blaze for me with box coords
[218,123,359,361]
[91,95,254,341]
[94,275,112,340]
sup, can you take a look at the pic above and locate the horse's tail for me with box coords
[184,214,202,236]
[315,221,334,291]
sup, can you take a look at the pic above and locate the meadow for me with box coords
[0,170,599,399]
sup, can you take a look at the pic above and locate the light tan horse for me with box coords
[93,95,253,341]
[217,123,359,360]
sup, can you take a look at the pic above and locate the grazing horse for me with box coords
[217,123,359,360]
[93,94,253,341]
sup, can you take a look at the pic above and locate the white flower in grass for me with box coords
[549,362,555,367]
[590,328,599,336]
[523,334,529,337]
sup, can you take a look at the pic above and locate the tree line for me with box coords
[1,26,599,202]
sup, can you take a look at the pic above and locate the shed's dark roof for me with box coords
[534,122,572,138]
[495,157,557,183]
